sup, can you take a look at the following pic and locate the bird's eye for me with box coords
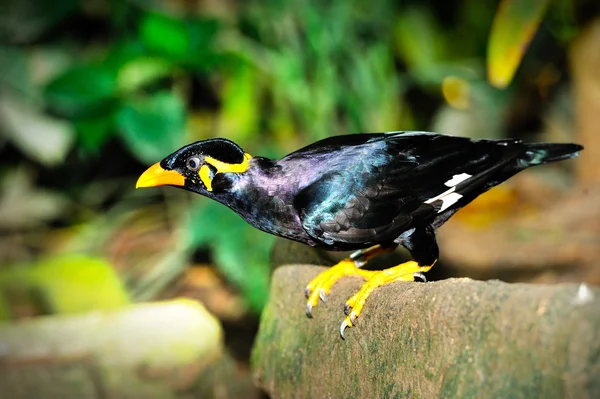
[186,157,201,171]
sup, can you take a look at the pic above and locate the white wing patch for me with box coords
[424,173,472,213]
[444,173,471,187]
[425,187,463,213]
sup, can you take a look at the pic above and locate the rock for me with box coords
[0,299,259,398]
[252,265,600,398]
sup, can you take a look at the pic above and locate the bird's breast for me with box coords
[221,168,318,245]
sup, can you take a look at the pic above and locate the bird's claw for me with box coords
[305,302,313,318]
[339,311,358,339]
[303,259,371,319]
[339,319,351,340]
[307,259,434,340]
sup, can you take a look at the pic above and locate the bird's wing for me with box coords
[295,173,419,247]
[293,146,425,247]
[293,132,526,247]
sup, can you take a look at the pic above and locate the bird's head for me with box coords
[136,138,252,195]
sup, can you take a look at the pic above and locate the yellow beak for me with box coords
[136,162,185,188]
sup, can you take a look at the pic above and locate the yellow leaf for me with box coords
[487,0,550,88]
[442,76,470,109]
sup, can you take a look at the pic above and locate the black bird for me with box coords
[136,132,583,338]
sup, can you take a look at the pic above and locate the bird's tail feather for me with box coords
[521,142,583,167]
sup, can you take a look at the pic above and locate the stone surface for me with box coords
[0,299,259,398]
[253,265,600,399]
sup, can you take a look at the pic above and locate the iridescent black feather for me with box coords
[157,131,583,265]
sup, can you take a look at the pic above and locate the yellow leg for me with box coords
[304,244,396,317]
[340,260,435,339]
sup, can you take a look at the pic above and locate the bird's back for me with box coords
[271,132,581,250]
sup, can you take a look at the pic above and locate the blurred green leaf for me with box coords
[185,201,273,313]
[394,7,447,84]
[116,91,186,163]
[34,254,130,314]
[45,65,117,117]
[0,254,130,318]
[117,57,173,94]
[0,46,34,95]
[139,12,220,68]
[74,114,116,154]
[546,0,579,43]
[140,13,190,59]
[345,44,404,132]
[219,62,260,141]
[104,40,146,71]
[487,0,550,89]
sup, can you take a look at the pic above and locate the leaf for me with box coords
[74,113,116,154]
[0,254,130,317]
[140,12,190,60]
[117,57,173,94]
[0,92,75,166]
[394,7,447,84]
[116,91,186,163]
[487,0,550,89]
[45,64,117,117]
[139,12,220,66]
[442,76,471,109]
[219,62,260,140]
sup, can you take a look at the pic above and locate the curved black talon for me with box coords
[305,303,313,318]
[305,286,311,298]
[413,272,427,282]
[344,303,351,315]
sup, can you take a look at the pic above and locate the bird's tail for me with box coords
[520,142,583,167]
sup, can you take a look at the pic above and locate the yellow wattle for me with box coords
[199,165,213,192]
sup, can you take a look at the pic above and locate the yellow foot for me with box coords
[305,259,374,318]
[340,260,434,339]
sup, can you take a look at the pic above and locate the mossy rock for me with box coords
[252,265,600,399]
[0,299,259,399]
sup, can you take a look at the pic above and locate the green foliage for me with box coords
[139,12,220,69]
[36,7,222,160]
[117,91,187,163]
[394,7,448,84]
[45,65,118,117]
[117,57,173,94]
[73,111,117,154]
[239,0,405,143]
[140,13,191,60]
[185,201,274,313]
[219,61,262,141]
[0,0,590,315]
[0,254,130,320]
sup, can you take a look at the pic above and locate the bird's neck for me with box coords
[214,158,311,242]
